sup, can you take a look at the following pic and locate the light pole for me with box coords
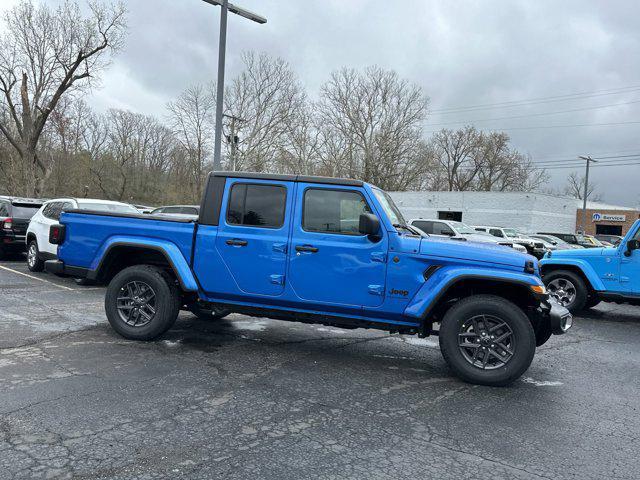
[201,0,266,171]
[578,155,597,234]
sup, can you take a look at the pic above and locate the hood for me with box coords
[419,236,534,268]
[546,246,616,259]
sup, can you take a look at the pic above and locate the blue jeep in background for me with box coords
[45,172,571,386]
[540,219,640,313]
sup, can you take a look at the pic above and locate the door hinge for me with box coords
[368,284,384,296]
[370,252,386,263]
[270,274,285,285]
[272,243,287,254]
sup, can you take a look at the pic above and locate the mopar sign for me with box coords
[592,212,626,222]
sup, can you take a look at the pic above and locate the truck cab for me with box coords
[47,172,572,386]
[540,219,640,312]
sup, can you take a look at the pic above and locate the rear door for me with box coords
[215,179,291,297]
[287,184,388,308]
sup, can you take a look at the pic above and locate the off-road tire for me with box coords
[27,240,45,272]
[439,294,536,387]
[105,265,181,340]
[543,269,587,313]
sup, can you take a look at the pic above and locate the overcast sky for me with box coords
[3,0,640,206]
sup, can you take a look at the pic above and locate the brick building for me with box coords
[578,207,640,236]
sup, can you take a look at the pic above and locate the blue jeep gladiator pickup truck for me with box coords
[45,172,571,386]
[540,219,640,313]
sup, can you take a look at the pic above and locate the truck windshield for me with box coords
[503,228,519,238]
[372,188,406,226]
[454,222,477,235]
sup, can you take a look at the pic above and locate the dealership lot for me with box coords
[0,257,639,480]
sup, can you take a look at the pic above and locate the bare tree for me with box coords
[317,66,430,190]
[0,0,126,196]
[167,84,214,199]
[224,52,307,173]
[430,126,482,191]
[563,172,602,201]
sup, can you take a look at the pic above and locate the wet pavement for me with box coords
[1,256,639,479]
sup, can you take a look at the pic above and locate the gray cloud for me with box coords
[3,0,639,206]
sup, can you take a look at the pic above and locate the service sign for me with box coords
[592,212,626,222]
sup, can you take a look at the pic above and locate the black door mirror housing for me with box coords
[359,213,380,239]
[625,239,640,256]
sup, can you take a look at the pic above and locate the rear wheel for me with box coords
[439,295,536,387]
[544,270,587,313]
[27,240,45,272]
[105,265,180,340]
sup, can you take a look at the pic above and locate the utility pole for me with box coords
[223,113,245,171]
[578,155,597,233]
[200,0,266,171]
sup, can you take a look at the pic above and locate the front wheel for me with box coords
[105,265,181,340]
[543,270,587,313]
[439,295,536,387]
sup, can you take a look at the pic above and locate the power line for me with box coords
[424,99,640,127]
[525,147,640,162]
[537,161,640,170]
[430,85,640,114]
[424,120,640,134]
[533,155,640,166]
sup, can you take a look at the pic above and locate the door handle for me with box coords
[226,239,248,247]
[295,245,319,253]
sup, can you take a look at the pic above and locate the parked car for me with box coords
[134,205,155,214]
[595,234,623,246]
[540,219,640,313]
[150,205,200,217]
[474,226,546,258]
[537,231,595,248]
[26,198,139,272]
[529,234,583,250]
[46,172,571,386]
[408,218,528,253]
[0,197,43,259]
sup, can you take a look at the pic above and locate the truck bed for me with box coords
[58,210,197,271]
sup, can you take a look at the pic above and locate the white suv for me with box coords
[26,198,138,272]
[408,219,528,253]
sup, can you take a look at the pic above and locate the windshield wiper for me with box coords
[393,223,423,236]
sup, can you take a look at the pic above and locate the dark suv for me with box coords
[0,197,43,259]
[537,232,594,248]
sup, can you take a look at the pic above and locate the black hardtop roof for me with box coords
[212,171,364,187]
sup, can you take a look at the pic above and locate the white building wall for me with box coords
[389,191,578,233]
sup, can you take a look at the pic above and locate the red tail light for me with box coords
[2,218,12,230]
[49,224,66,245]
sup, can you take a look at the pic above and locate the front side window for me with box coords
[226,183,286,228]
[303,189,371,235]
[433,222,455,236]
[490,229,504,237]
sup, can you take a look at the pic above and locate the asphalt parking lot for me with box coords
[0,256,639,480]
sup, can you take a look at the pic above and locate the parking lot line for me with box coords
[0,265,75,291]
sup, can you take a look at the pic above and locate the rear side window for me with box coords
[490,228,504,237]
[303,189,371,235]
[226,183,286,228]
[181,207,198,215]
[0,202,8,217]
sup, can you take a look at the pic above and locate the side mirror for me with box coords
[359,213,380,239]
[625,239,640,256]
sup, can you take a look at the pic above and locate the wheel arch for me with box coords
[89,241,198,292]
[404,267,545,326]
[540,263,599,294]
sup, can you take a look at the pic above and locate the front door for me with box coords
[620,229,640,294]
[288,184,388,308]
[215,180,291,297]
